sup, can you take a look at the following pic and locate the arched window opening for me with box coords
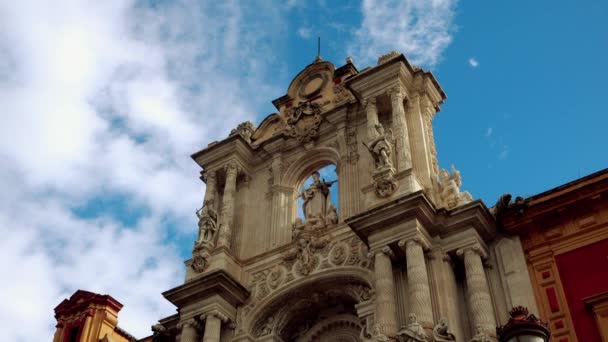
[296,164,339,223]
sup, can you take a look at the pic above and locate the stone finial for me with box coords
[377,50,400,65]
[346,56,354,64]
[229,121,256,143]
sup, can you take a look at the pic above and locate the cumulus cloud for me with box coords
[349,0,458,67]
[0,0,285,340]
[469,57,479,68]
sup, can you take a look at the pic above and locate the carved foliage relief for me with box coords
[237,235,373,336]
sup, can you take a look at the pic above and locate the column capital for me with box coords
[202,168,218,183]
[362,97,377,108]
[224,161,241,176]
[456,243,488,260]
[387,86,407,101]
[177,318,201,331]
[200,309,230,323]
[398,235,430,251]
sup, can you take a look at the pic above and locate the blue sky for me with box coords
[0,1,606,340]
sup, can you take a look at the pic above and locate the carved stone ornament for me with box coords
[374,176,398,198]
[469,325,491,342]
[190,244,210,273]
[438,165,473,209]
[229,121,256,143]
[377,50,400,65]
[284,101,323,143]
[432,318,455,341]
[397,313,429,342]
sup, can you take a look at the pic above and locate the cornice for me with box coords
[190,134,258,171]
[162,270,249,308]
[345,191,496,247]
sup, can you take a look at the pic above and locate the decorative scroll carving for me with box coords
[397,313,428,341]
[229,121,256,143]
[432,318,455,341]
[438,165,472,209]
[284,102,323,143]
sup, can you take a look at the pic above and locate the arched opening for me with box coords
[249,273,372,342]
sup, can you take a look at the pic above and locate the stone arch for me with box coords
[299,313,362,342]
[282,147,342,225]
[282,146,341,188]
[247,267,373,340]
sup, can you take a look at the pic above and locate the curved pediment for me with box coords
[250,113,282,147]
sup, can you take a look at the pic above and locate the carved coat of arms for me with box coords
[284,101,323,143]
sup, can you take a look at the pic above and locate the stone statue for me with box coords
[397,313,428,342]
[229,121,256,143]
[363,124,394,170]
[438,165,472,209]
[195,201,218,244]
[360,324,389,342]
[326,203,338,224]
[470,325,491,342]
[300,171,336,221]
[432,318,455,341]
[260,316,274,336]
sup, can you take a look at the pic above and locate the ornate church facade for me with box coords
[145,51,540,342]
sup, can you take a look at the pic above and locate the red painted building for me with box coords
[501,168,608,342]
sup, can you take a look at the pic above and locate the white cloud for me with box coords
[469,57,479,68]
[349,0,458,67]
[485,127,493,137]
[0,0,285,340]
[298,26,313,39]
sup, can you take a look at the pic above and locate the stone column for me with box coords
[178,319,200,342]
[405,93,432,190]
[201,311,228,342]
[374,247,398,335]
[364,97,380,140]
[217,162,239,248]
[457,245,496,335]
[399,238,433,326]
[388,87,412,171]
[203,169,217,206]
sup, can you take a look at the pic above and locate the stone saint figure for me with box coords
[300,171,336,221]
[432,318,455,341]
[397,313,428,342]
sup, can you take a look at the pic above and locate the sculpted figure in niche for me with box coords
[195,201,217,245]
[397,313,428,342]
[300,171,337,223]
[363,124,394,171]
[432,318,455,341]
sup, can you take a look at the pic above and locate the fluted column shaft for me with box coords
[389,88,412,171]
[179,320,199,342]
[202,314,222,342]
[217,163,238,248]
[203,170,217,205]
[364,98,380,140]
[460,247,496,334]
[374,248,398,335]
[404,239,433,326]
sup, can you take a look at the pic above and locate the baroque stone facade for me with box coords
[152,52,538,342]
